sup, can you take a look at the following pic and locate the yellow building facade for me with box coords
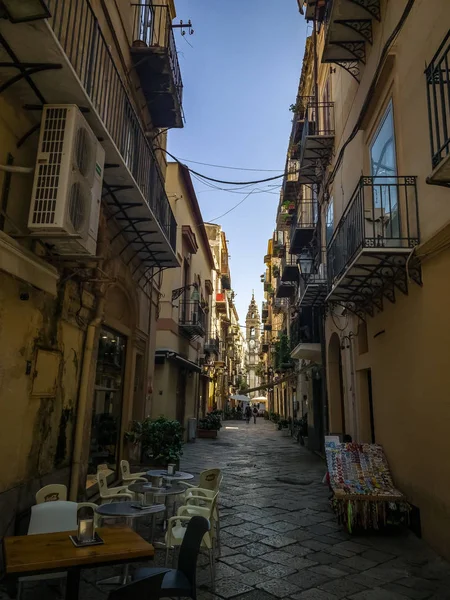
[0,0,184,533]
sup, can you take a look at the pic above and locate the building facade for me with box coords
[0,0,184,535]
[244,294,261,397]
[285,0,450,560]
[151,163,215,435]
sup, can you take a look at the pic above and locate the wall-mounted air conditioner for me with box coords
[28,105,105,256]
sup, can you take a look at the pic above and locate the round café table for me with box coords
[95,501,165,585]
[146,469,194,483]
[129,482,186,537]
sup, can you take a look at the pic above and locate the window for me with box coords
[326,198,334,244]
[369,101,399,241]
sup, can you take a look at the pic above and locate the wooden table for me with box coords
[3,526,154,600]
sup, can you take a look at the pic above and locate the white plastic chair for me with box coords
[182,488,221,553]
[97,470,133,504]
[165,493,218,587]
[35,484,67,504]
[179,468,222,495]
[19,501,96,598]
[120,460,147,484]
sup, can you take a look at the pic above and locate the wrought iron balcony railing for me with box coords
[327,176,420,287]
[131,3,183,110]
[290,308,321,349]
[204,337,220,354]
[290,196,318,253]
[426,29,450,180]
[179,301,206,338]
[46,0,176,249]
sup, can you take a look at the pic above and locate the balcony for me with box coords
[290,95,315,157]
[298,101,334,185]
[131,4,183,128]
[216,292,227,313]
[290,308,322,363]
[283,159,300,203]
[426,30,450,185]
[261,302,269,320]
[305,0,381,82]
[204,337,220,355]
[0,0,178,267]
[276,270,296,298]
[276,197,296,231]
[179,301,206,339]
[327,176,421,317]
[299,270,328,307]
[281,254,299,283]
[290,188,318,253]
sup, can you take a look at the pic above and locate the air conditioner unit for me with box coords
[28,105,105,256]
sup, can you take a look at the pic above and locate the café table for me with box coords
[128,482,185,529]
[3,526,154,600]
[95,502,165,585]
[146,469,194,485]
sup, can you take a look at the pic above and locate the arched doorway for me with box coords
[327,333,346,434]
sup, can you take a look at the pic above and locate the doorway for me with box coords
[328,333,346,434]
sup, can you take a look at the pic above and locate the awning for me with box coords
[291,343,322,363]
[155,349,201,373]
[244,372,297,394]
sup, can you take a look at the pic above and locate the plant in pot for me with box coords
[125,416,183,469]
[197,411,222,439]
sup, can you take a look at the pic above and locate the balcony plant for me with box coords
[125,416,183,468]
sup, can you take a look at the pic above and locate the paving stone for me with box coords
[241,557,273,571]
[221,546,240,557]
[382,582,432,599]
[257,563,298,578]
[305,552,340,565]
[221,534,250,548]
[220,553,252,566]
[213,578,254,599]
[338,556,378,572]
[286,545,312,558]
[222,517,247,527]
[360,550,395,564]
[287,570,332,590]
[310,565,349,579]
[362,565,411,583]
[394,577,438,592]
[333,541,369,554]
[262,551,317,570]
[286,529,316,543]
[232,590,279,600]
[266,521,299,534]
[237,571,272,587]
[318,576,367,599]
[260,535,297,549]
[241,543,273,558]
[301,539,332,552]
[234,563,253,574]
[347,588,411,600]
[256,579,300,598]
[254,527,278,537]
[290,590,339,600]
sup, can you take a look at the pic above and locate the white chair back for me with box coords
[199,469,222,492]
[35,484,67,504]
[120,460,130,479]
[28,501,78,535]
[97,470,109,496]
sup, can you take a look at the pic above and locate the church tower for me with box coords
[245,293,261,398]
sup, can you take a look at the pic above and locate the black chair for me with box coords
[133,515,210,600]
[108,571,167,600]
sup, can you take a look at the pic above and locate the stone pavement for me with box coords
[2,419,450,600]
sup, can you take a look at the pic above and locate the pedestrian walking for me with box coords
[244,405,252,424]
[252,405,258,424]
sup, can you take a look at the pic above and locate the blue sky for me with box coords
[169,1,307,326]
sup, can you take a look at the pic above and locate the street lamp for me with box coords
[298,250,314,281]
[1,0,50,22]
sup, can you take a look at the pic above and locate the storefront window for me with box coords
[86,328,127,489]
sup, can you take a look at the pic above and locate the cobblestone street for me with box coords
[3,420,450,600]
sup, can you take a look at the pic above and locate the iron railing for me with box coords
[45,0,176,249]
[302,100,335,142]
[290,198,318,238]
[204,337,220,354]
[327,176,420,287]
[425,30,450,170]
[179,301,206,334]
[131,4,183,113]
[290,307,321,348]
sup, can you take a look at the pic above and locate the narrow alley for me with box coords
[184,421,450,600]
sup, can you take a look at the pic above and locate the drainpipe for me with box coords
[69,216,107,501]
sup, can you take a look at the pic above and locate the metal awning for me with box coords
[155,349,201,373]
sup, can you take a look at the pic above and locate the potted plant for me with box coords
[197,411,222,439]
[125,416,184,468]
